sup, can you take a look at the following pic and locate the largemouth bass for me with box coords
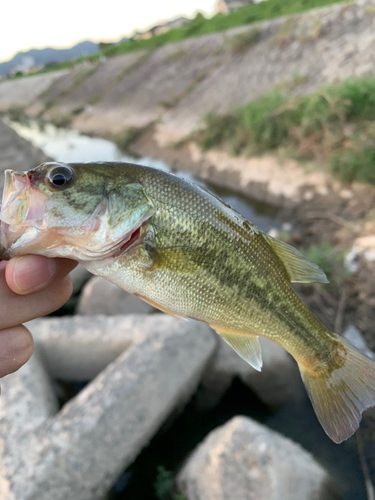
[1,161,375,443]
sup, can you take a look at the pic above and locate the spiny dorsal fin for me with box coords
[215,330,262,372]
[263,233,329,284]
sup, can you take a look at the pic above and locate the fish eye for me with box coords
[47,166,75,191]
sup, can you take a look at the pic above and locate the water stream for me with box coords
[4,117,280,233]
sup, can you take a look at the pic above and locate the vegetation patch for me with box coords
[86,95,100,105]
[71,106,85,116]
[278,71,310,92]
[154,466,186,500]
[116,50,154,82]
[227,27,261,54]
[164,45,189,62]
[6,106,26,121]
[299,242,348,288]
[196,76,375,185]
[112,127,144,152]
[49,113,72,128]
[160,71,208,109]
[71,65,98,89]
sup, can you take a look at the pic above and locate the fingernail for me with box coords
[13,256,57,292]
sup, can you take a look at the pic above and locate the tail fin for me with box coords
[299,335,375,443]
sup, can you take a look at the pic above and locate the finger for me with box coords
[5,256,77,295]
[0,325,34,378]
[0,274,74,330]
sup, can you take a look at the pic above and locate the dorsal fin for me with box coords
[263,233,329,284]
[215,329,262,372]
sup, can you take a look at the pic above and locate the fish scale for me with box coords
[1,161,375,444]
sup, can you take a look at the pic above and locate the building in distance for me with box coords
[133,17,190,41]
[217,0,264,14]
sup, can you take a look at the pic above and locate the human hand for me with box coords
[0,256,77,380]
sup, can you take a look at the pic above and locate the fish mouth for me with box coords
[1,170,30,225]
[0,170,48,259]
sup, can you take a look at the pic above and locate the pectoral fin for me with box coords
[215,329,263,371]
[263,233,329,284]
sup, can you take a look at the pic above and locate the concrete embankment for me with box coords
[1,0,375,204]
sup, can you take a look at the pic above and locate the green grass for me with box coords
[196,76,375,185]
[298,242,348,287]
[154,466,186,500]
[227,27,261,53]
[101,0,349,58]
[112,127,143,152]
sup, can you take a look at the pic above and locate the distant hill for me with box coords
[0,40,99,76]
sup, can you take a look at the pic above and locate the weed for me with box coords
[165,45,188,62]
[154,466,186,500]
[275,17,298,45]
[72,106,84,116]
[45,100,55,110]
[50,113,71,128]
[160,97,180,109]
[196,76,375,185]
[113,127,143,152]
[298,242,348,287]
[116,50,153,81]
[7,106,25,121]
[72,65,98,88]
[86,95,100,105]
[160,71,208,109]
[198,90,286,154]
[331,144,375,185]
[227,27,260,54]
[311,18,322,40]
[278,71,310,91]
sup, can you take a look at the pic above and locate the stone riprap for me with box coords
[200,337,302,409]
[0,314,216,500]
[70,264,93,295]
[177,416,338,500]
[27,315,135,380]
[78,276,155,315]
[0,0,374,145]
[343,325,375,495]
[0,118,50,190]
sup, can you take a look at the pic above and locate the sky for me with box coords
[0,0,217,62]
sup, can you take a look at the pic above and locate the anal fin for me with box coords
[215,329,263,372]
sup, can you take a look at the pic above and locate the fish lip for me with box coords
[0,170,30,226]
[2,170,28,204]
[0,169,44,259]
